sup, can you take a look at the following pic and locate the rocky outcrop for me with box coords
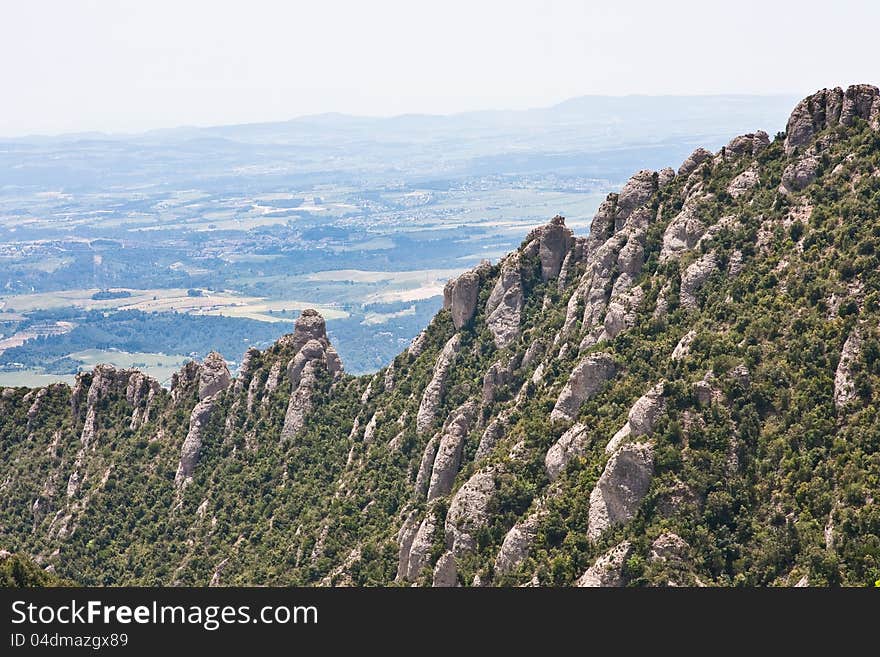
[528,215,573,281]
[545,423,589,481]
[558,237,587,289]
[678,148,713,178]
[175,399,214,485]
[408,330,429,358]
[780,155,820,193]
[395,511,422,582]
[650,532,689,562]
[576,541,632,587]
[727,167,760,198]
[671,330,696,361]
[588,442,654,541]
[415,435,440,496]
[443,261,489,329]
[446,467,498,556]
[404,512,438,582]
[784,85,880,155]
[416,334,461,434]
[660,195,708,262]
[606,382,665,454]
[485,254,524,349]
[432,551,458,587]
[280,310,345,441]
[125,372,160,430]
[427,402,477,501]
[657,167,676,188]
[495,509,546,575]
[834,329,861,409]
[680,252,718,309]
[197,352,231,401]
[475,417,506,461]
[550,353,617,423]
[615,170,656,230]
[724,131,770,158]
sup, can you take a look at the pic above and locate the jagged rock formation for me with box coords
[588,442,654,541]
[784,84,879,154]
[2,86,880,587]
[485,255,524,349]
[426,402,477,501]
[834,329,862,408]
[443,262,489,329]
[576,541,632,587]
[280,310,344,441]
[545,423,589,481]
[416,335,461,433]
[550,353,617,423]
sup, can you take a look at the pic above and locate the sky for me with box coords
[3,0,878,136]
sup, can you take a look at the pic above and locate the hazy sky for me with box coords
[4,0,878,136]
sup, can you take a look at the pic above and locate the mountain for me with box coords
[1,85,879,587]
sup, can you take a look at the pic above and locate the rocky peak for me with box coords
[525,215,574,281]
[677,147,713,177]
[198,352,231,401]
[784,84,880,155]
[723,131,770,158]
[443,260,490,329]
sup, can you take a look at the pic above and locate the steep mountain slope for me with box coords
[1,85,879,587]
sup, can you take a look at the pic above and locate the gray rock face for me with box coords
[485,254,524,349]
[280,310,345,441]
[545,423,589,481]
[727,167,760,198]
[677,148,713,177]
[550,353,617,423]
[680,252,718,309]
[724,131,770,158]
[785,85,880,155]
[475,417,506,462]
[405,513,438,581]
[443,262,489,329]
[415,435,440,496]
[607,383,665,454]
[780,155,820,193]
[558,237,587,290]
[834,329,861,409]
[125,372,160,430]
[407,330,429,358]
[650,532,689,562]
[531,215,573,281]
[446,467,498,556]
[495,509,546,575]
[587,195,618,250]
[416,334,461,434]
[198,352,231,401]
[395,510,421,582]
[615,170,656,229]
[427,402,477,501]
[175,398,214,485]
[432,551,458,587]
[588,442,654,541]
[576,541,632,587]
[671,330,696,361]
[628,382,665,435]
[660,196,708,262]
[657,167,676,188]
[280,308,329,353]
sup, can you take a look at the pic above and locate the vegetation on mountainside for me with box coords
[1,98,879,587]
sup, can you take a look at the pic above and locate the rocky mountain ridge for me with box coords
[1,84,879,586]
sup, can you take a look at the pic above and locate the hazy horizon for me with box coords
[4,0,878,137]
